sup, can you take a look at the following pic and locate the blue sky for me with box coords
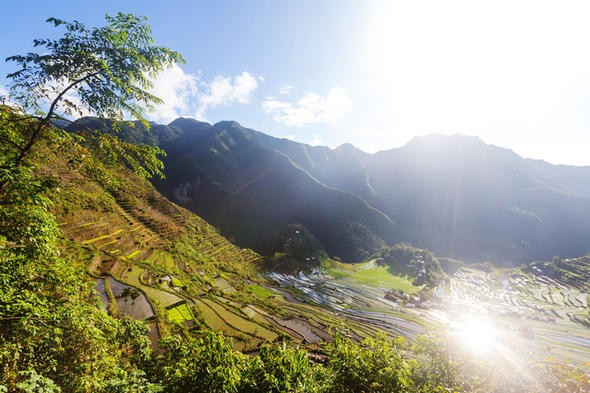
[2,1,590,165]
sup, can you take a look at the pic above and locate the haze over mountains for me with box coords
[70,117,590,264]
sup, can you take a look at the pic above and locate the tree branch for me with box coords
[11,71,102,169]
[45,70,102,121]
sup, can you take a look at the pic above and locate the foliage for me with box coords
[539,360,590,392]
[0,162,158,392]
[82,130,166,180]
[156,333,244,393]
[1,45,169,387]
[2,12,182,177]
[376,243,444,287]
[340,221,387,262]
[7,13,182,122]
[241,343,328,393]
[411,334,464,392]
[273,223,326,264]
[0,165,58,257]
[326,333,413,393]
[3,13,586,393]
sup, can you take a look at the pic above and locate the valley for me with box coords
[2,106,589,391]
[53,116,590,383]
[266,261,590,369]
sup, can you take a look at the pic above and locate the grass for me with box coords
[246,284,276,299]
[324,259,421,294]
[201,298,278,341]
[167,303,193,324]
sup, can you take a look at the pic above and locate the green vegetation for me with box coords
[376,243,444,287]
[246,284,276,299]
[0,123,158,390]
[2,13,180,188]
[167,303,193,324]
[154,331,470,393]
[324,259,421,294]
[1,12,588,393]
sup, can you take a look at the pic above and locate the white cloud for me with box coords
[262,87,353,127]
[278,84,295,95]
[147,67,259,123]
[149,64,198,123]
[196,71,258,120]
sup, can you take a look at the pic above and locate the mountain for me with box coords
[272,133,590,263]
[154,120,397,262]
[69,118,590,264]
[243,130,590,263]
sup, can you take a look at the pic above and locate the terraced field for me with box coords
[43,154,323,350]
[42,151,590,367]
[268,262,428,340]
[431,268,590,367]
[266,260,590,369]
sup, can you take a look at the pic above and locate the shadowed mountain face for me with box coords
[154,120,396,262]
[234,129,590,263]
[71,118,590,264]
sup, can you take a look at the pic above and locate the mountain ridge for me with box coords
[68,117,590,264]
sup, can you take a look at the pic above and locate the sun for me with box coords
[456,316,499,353]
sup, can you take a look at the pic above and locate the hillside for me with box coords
[40,120,431,350]
[68,116,590,265]
[253,131,590,263]
[4,108,588,392]
[3,106,485,392]
[154,120,398,262]
[147,121,590,264]
[4,9,589,390]
[33,129,287,350]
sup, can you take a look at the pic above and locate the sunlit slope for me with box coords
[34,139,313,350]
[30,130,436,353]
[528,255,590,293]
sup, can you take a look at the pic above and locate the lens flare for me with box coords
[456,316,498,353]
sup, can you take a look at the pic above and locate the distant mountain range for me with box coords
[69,117,590,264]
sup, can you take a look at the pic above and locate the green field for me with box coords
[167,303,193,324]
[324,259,421,293]
[246,283,276,299]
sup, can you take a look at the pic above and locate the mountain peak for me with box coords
[335,143,363,153]
[169,117,211,130]
[213,120,243,129]
[407,133,486,148]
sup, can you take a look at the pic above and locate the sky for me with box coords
[1,0,590,165]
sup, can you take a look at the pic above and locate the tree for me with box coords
[3,13,183,171]
[0,16,182,386]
